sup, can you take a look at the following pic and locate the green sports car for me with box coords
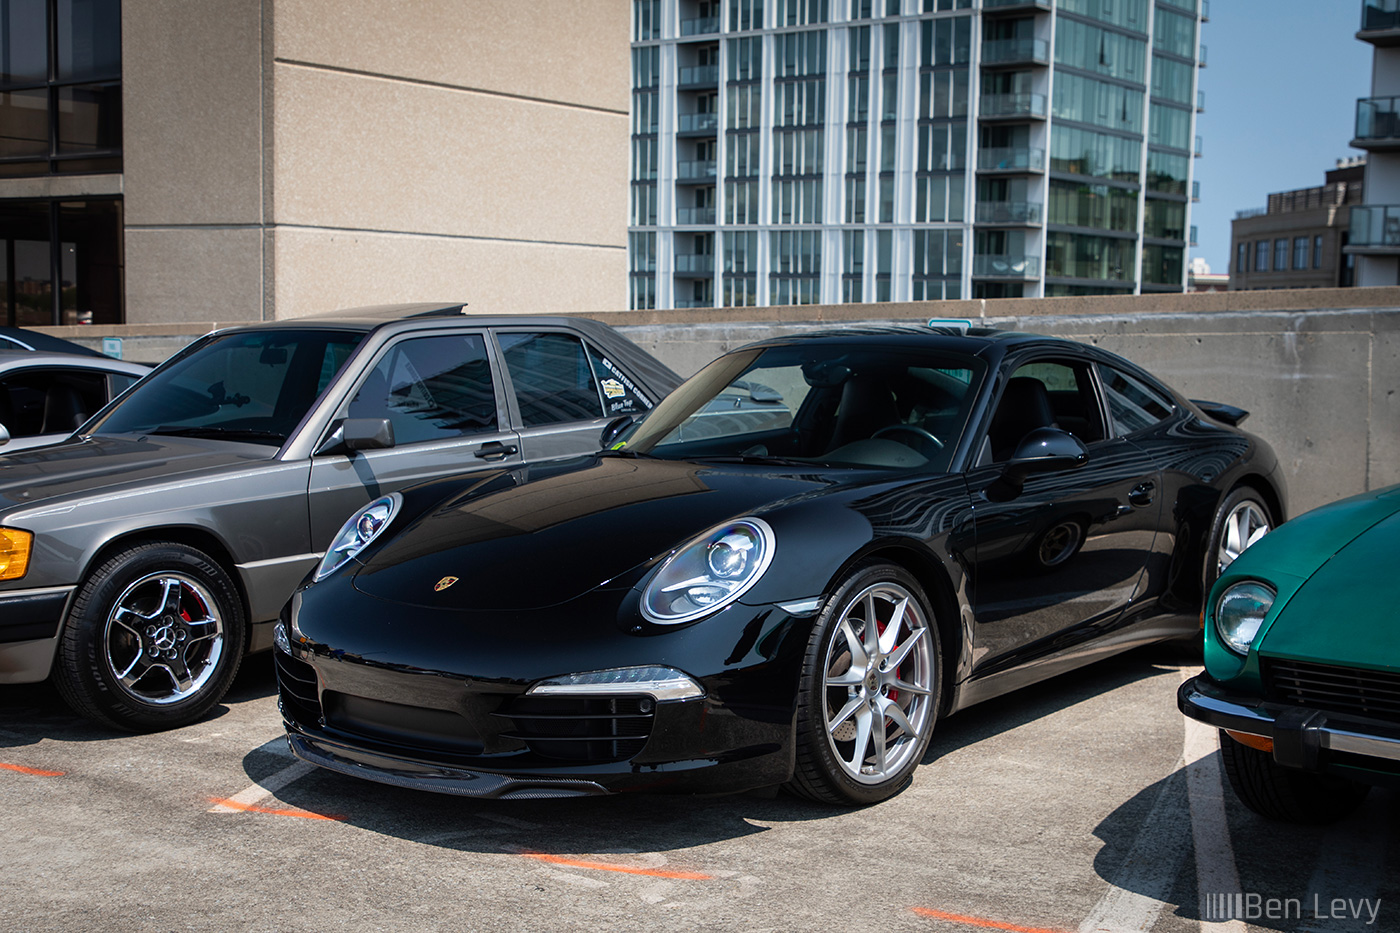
[1180,486,1400,823]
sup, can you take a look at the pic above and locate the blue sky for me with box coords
[1190,0,1372,274]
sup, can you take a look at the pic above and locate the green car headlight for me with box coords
[1214,581,1275,655]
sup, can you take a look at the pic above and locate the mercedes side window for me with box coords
[1099,365,1174,436]
[498,331,606,426]
[586,344,651,417]
[348,335,499,445]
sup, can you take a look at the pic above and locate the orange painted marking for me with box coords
[911,907,1072,933]
[519,851,711,880]
[207,796,345,822]
[0,762,65,777]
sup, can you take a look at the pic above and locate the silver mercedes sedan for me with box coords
[0,303,679,731]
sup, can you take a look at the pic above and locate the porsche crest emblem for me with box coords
[434,576,459,592]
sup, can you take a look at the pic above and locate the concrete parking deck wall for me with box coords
[30,286,1400,517]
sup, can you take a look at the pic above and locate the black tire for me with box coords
[1218,731,1369,824]
[1205,487,1274,589]
[53,542,246,732]
[787,562,941,806]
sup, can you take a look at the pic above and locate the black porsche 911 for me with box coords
[275,324,1286,805]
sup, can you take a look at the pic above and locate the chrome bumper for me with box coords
[1179,674,1400,770]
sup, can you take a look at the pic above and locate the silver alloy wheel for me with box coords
[103,571,225,705]
[1037,520,1083,568]
[1217,500,1270,577]
[821,581,935,785]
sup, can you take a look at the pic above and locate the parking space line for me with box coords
[518,851,712,880]
[208,758,319,815]
[1182,680,1249,933]
[207,797,345,821]
[0,761,65,777]
[912,906,1072,933]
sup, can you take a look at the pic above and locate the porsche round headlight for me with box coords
[315,493,402,581]
[1214,580,1275,655]
[642,518,775,624]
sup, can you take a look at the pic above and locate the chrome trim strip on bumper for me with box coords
[1179,675,1400,765]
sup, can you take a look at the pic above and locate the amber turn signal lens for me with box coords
[1225,729,1274,753]
[0,528,33,581]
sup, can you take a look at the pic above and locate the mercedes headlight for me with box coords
[315,493,402,581]
[1214,581,1275,655]
[641,518,775,624]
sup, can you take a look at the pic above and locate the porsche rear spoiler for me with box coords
[1192,399,1249,426]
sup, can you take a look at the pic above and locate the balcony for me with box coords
[678,65,720,88]
[1198,44,1207,66]
[975,201,1043,225]
[680,15,719,36]
[1361,0,1400,45]
[977,146,1045,172]
[1353,96,1400,149]
[982,0,1051,10]
[676,159,718,183]
[980,38,1050,67]
[972,254,1041,279]
[1348,205,1400,250]
[1197,89,1205,112]
[677,112,719,136]
[676,206,717,224]
[1201,0,1209,21]
[674,254,715,276]
[1192,180,1201,202]
[979,92,1047,121]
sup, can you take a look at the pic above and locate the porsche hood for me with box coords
[350,456,835,612]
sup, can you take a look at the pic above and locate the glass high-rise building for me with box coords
[629,0,1205,309]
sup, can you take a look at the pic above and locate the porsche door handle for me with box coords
[474,442,519,461]
[1128,482,1155,507]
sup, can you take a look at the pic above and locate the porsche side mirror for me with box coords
[600,415,634,448]
[984,427,1088,502]
[0,423,9,448]
[317,417,395,455]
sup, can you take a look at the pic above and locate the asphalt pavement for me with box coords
[2,646,1395,933]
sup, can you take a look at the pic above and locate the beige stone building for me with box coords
[1228,160,1363,291]
[0,0,631,327]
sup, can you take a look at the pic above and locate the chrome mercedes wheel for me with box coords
[104,572,225,705]
[53,542,246,731]
[789,563,941,804]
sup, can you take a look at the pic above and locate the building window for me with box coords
[1313,234,1323,269]
[1,198,123,326]
[1254,240,1268,272]
[1292,236,1308,271]
[1236,241,1247,275]
[1273,238,1287,272]
[0,0,122,177]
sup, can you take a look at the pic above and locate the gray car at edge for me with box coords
[0,303,680,731]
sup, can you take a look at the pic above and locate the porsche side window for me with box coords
[349,335,498,444]
[1100,365,1174,436]
[988,361,1104,463]
[498,332,606,426]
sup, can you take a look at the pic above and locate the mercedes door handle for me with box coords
[1128,482,1155,507]
[473,442,519,461]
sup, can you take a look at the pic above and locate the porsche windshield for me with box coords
[617,343,986,472]
[92,330,364,444]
